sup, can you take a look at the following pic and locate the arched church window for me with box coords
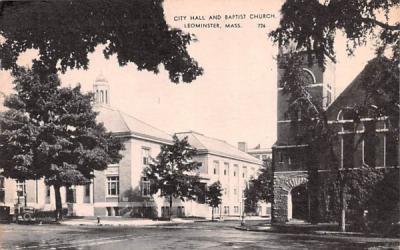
[339,109,356,169]
[363,121,378,167]
[300,68,316,85]
[100,90,104,103]
[386,123,399,166]
[105,90,108,104]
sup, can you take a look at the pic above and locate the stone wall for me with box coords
[272,171,308,224]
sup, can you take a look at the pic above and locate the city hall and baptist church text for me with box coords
[175,13,275,29]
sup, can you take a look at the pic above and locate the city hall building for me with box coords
[0,76,266,219]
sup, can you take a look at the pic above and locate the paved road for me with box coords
[0,221,398,249]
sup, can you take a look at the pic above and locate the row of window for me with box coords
[212,161,256,179]
[106,176,151,197]
[0,179,92,204]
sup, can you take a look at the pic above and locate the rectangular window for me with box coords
[45,186,51,204]
[107,176,119,196]
[242,167,247,179]
[213,161,219,175]
[386,131,399,166]
[16,180,26,197]
[141,177,151,197]
[0,177,4,203]
[233,164,238,177]
[343,133,355,169]
[224,163,229,176]
[234,206,239,214]
[224,206,229,215]
[66,186,76,203]
[142,148,151,166]
[84,184,90,197]
[224,187,228,196]
[364,121,377,166]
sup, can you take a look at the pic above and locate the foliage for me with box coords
[0,68,123,219]
[244,179,259,214]
[278,51,398,229]
[244,159,274,214]
[143,135,202,217]
[0,0,203,83]
[270,0,400,67]
[367,168,400,232]
[206,181,222,221]
[206,181,223,208]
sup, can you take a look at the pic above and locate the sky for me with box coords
[0,0,382,149]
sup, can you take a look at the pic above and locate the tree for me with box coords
[143,135,202,220]
[253,158,274,203]
[206,181,223,221]
[0,68,123,220]
[277,50,399,231]
[0,0,203,83]
[270,0,400,67]
[244,159,273,212]
[244,179,259,215]
[271,0,399,231]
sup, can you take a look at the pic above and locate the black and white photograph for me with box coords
[0,0,399,249]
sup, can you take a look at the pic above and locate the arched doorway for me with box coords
[290,184,309,221]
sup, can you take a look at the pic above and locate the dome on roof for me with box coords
[95,72,108,83]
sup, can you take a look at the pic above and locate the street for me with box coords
[0,221,398,249]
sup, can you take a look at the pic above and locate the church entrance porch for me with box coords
[272,171,309,224]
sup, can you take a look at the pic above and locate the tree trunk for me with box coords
[54,185,63,221]
[339,179,346,232]
[211,207,214,221]
[169,195,173,221]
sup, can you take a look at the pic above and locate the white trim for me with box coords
[277,83,323,91]
[340,133,344,169]
[302,68,317,84]
[331,116,389,124]
[338,128,388,135]
[308,83,323,87]
[274,170,307,174]
[274,144,309,149]
[362,140,365,164]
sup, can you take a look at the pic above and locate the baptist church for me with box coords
[0,75,267,219]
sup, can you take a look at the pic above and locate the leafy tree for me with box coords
[143,135,202,220]
[244,159,274,214]
[271,0,399,231]
[277,50,399,230]
[270,0,400,67]
[244,179,259,214]
[254,158,274,203]
[0,0,203,83]
[0,68,123,220]
[205,181,223,221]
[244,159,274,217]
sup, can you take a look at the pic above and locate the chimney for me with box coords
[238,142,247,152]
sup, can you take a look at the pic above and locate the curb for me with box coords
[60,219,194,227]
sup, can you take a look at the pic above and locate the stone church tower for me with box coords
[93,73,110,105]
[272,48,336,223]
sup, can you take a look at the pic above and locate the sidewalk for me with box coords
[235,222,400,241]
[61,217,194,227]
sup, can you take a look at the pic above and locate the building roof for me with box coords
[247,148,272,154]
[95,104,172,144]
[326,57,396,118]
[176,131,263,165]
